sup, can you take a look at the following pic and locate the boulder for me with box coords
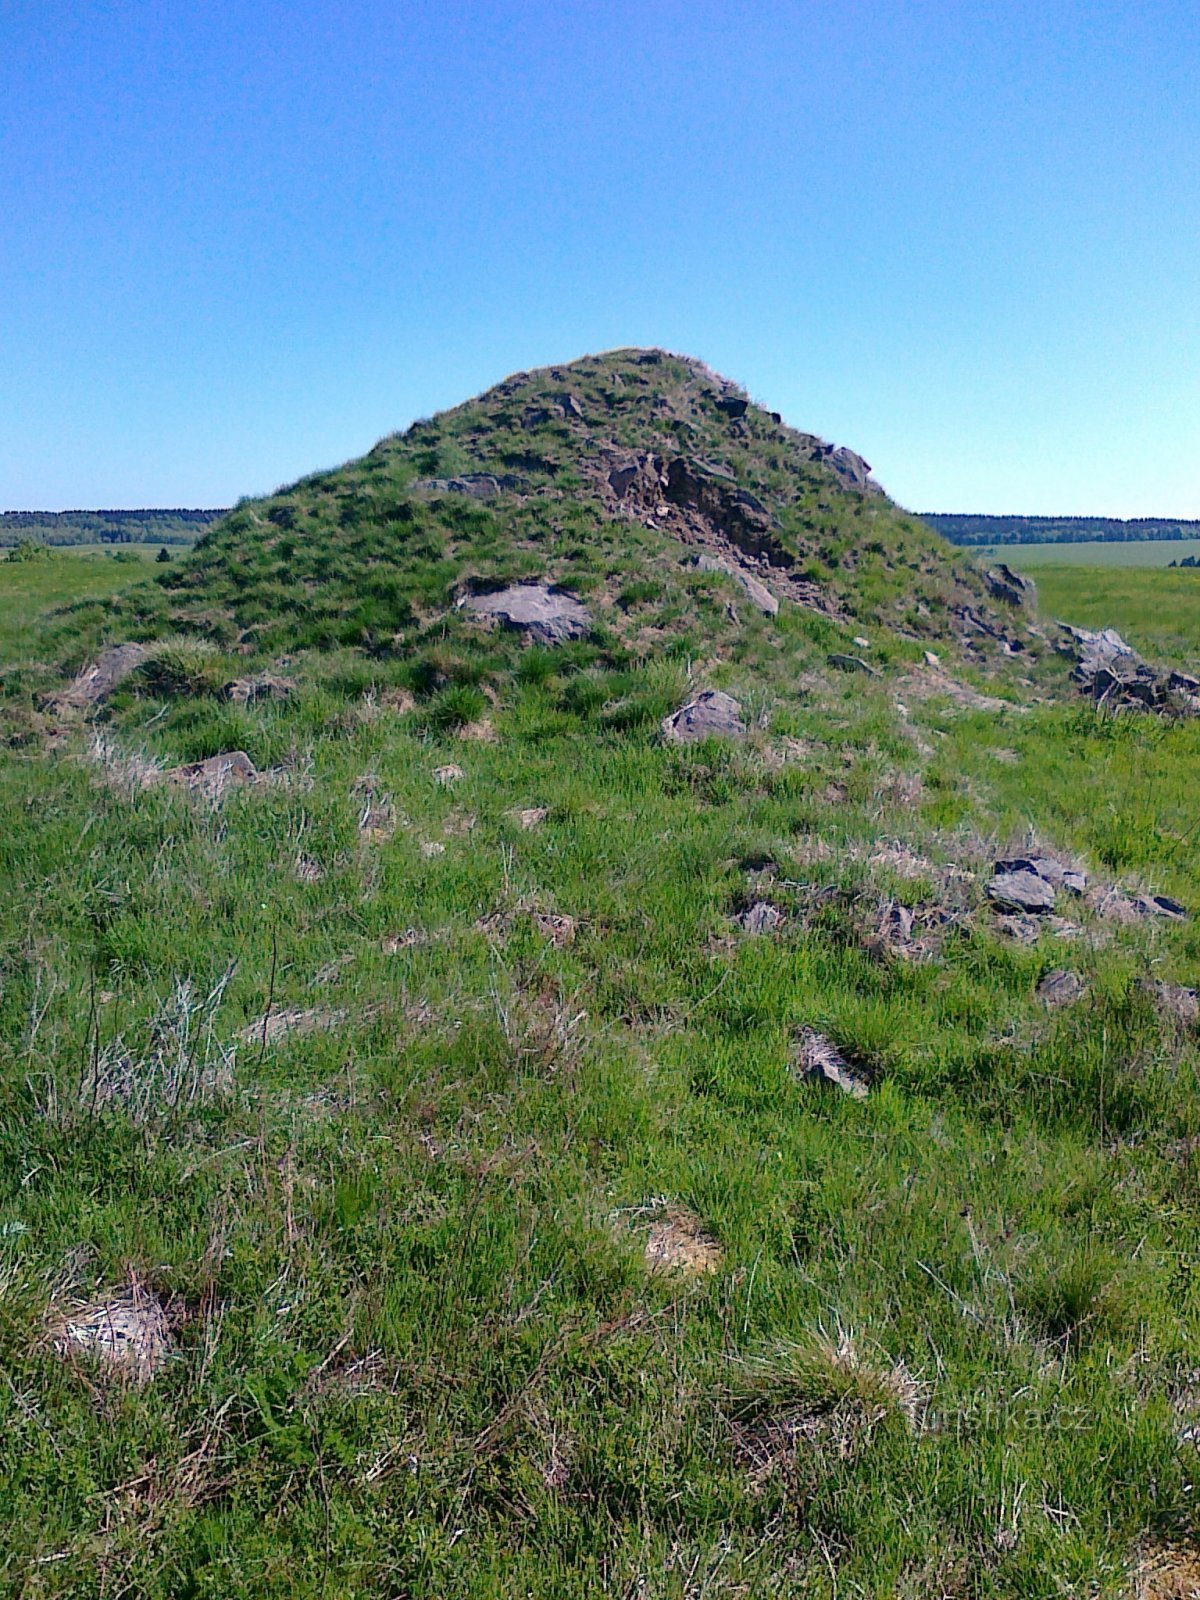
[461,583,592,645]
[795,1027,870,1098]
[994,856,1087,895]
[167,750,257,802]
[985,564,1035,607]
[715,396,749,418]
[661,689,746,744]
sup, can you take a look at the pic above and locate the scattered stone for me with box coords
[418,472,526,499]
[795,1027,870,1099]
[457,718,496,743]
[166,750,257,802]
[691,553,778,616]
[661,689,746,744]
[828,653,880,677]
[1058,623,1200,715]
[43,642,150,715]
[357,801,395,842]
[420,840,446,858]
[852,635,871,649]
[531,911,576,946]
[224,673,292,705]
[442,810,476,837]
[381,687,417,714]
[1038,969,1085,1008]
[382,928,430,952]
[461,582,592,644]
[1091,887,1189,924]
[995,913,1081,944]
[433,764,463,786]
[559,393,584,419]
[715,395,749,418]
[986,870,1058,915]
[738,901,784,936]
[236,1005,348,1050]
[923,651,941,667]
[52,1285,172,1384]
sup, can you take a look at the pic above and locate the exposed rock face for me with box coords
[664,459,779,562]
[817,445,880,493]
[661,689,746,744]
[461,583,592,644]
[43,642,150,714]
[985,564,1036,608]
[692,554,778,616]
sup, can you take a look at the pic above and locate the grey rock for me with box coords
[224,673,292,705]
[692,554,778,616]
[167,750,257,802]
[661,689,747,744]
[715,395,749,418]
[559,394,584,420]
[828,653,881,677]
[1038,969,1084,1008]
[1059,624,1139,678]
[738,901,784,935]
[994,856,1087,895]
[986,870,1058,915]
[421,472,526,499]
[1149,981,1200,1024]
[44,642,150,714]
[795,1027,870,1098]
[462,583,592,645]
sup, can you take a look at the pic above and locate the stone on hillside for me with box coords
[167,750,257,802]
[462,583,591,644]
[559,393,584,419]
[738,901,784,935]
[1038,969,1084,1008]
[715,395,749,418]
[52,1286,171,1384]
[661,689,746,744]
[224,673,292,705]
[795,1027,870,1098]
[692,553,779,616]
[420,472,526,499]
[1149,981,1200,1025]
[986,870,1058,915]
[828,653,880,677]
[1059,624,1139,679]
[433,763,463,786]
[44,642,150,714]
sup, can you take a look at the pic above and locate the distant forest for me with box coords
[0,509,224,547]
[922,513,1200,546]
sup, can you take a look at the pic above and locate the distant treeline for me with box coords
[922,513,1200,547]
[0,509,225,547]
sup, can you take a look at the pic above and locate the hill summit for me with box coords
[160,348,1025,662]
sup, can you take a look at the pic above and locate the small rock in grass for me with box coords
[638,1205,722,1277]
[1148,980,1200,1025]
[795,1027,870,1099]
[224,673,292,705]
[420,840,446,858]
[1038,969,1085,1008]
[52,1284,171,1384]
[433,764,463,786]
[462,583,592,645]
[167,750,257,803]
[236,1006,347,1049]
[661,689,746,744]
[512,806,549,829]
[738,901,784,936]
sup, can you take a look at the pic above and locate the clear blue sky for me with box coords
[2,0,1197,516]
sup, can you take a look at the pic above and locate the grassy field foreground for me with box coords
[2,552,1200,1596]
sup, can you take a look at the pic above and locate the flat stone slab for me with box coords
[661,689,746,744]
[461,583,591,645]
[986,870,1058,915]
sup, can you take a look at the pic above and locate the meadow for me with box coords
[1,540,1200,1597]
[982,538,1200,569]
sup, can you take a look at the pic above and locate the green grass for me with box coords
[3,402,1200,1592]
[983,537,1200,568]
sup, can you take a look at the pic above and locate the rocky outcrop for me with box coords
[461,583,591,644]
[691,554,778,616]
[985,564,1036,608]
[1058,624,1200,714]
[417,472,526,499]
